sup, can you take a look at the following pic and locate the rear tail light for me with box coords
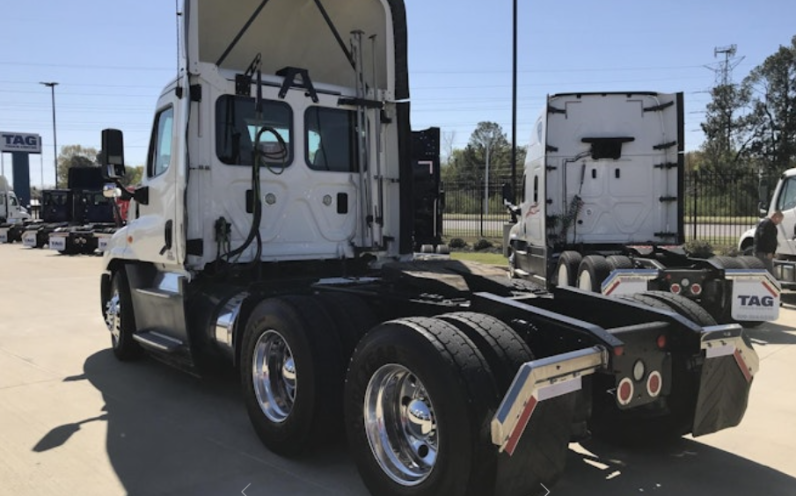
[617,378,634,406]
[646,371,663,397]
[690,283,702,296]
[670,283,682,295]
[656,334,667,349]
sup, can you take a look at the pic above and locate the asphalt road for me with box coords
[1,245,795,496]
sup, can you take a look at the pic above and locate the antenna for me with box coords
[707,44,745,87]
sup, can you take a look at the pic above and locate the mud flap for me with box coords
[491,347,607,496]
[692,325,759,436]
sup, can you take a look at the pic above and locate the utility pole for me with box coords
[484,142,491,216]
[511,0,518,202]
[704,46,745,158]
[40,82,59,187]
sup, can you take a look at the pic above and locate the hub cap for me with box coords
[578,270,593,291]
[252,330,296,423]
[364,364,438,486]
[558,264,571,287]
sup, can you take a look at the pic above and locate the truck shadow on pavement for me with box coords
[31,349,796,496]
[745,322,796,346]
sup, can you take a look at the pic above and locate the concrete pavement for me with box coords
[0,245,794,496]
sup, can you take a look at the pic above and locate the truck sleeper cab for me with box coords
[97,3,760,496]
[507,92,780,327]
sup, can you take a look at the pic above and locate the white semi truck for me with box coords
[0,175,32,243]
[739,167,796,289]
[506,92,780,326]
[98,3,759,496]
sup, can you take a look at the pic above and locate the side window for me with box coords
[216,96,292,167]
[777,177,796,211]
[10,195,18,207]
[148,106,174,178]
[305,107,357,172]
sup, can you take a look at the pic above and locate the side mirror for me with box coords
[100,129,126,179]
[758,202,768,218]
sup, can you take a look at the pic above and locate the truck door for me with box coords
[126,96,182,265]
[773,174,796,255]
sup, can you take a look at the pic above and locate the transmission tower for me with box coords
[707,44,745,87]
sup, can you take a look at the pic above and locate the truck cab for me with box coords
[739,167,796,287]
[102,0,409,271]
[0,189,31,224]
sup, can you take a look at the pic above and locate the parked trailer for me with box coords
[97,2,758,496]
[505,92,779,326]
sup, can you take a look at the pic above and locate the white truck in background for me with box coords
[739,167,796,289]
[96,3,760,496]
[506,92,780,326]
[0,175,32,243]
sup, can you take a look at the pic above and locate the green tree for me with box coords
[122,166,144,187]
[742,35,796,174]
[443,122,526,187]
[56,145,99,188]
[700,82,753,172]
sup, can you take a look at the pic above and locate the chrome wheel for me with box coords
[578,270,593,291]
[252,330,297,423]
[364,364,438,486]
[105,290,121,348]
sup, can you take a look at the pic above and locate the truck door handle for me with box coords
[160,220,173,255]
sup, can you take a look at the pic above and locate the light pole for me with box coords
[40,82,58,187]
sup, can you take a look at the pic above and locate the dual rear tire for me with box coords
[242,298,534,496]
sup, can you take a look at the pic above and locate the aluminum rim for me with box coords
[578,270,593,291]
[558,264,571,287]
[252,330,296,423]
[364,364,438,486]
[105,290,121,348]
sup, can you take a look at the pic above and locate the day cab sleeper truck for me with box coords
[506,92,780,327]
[98,2,759,496]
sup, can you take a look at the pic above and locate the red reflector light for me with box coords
[656,334,667,349]
[613,346,624,356]
[647,371,663,397]
[617,378,634,406]
[690,283,702,296]
[670,283,682,295]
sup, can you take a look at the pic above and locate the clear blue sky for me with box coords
[1,0,794,188]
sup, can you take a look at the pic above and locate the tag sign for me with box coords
[731,277,780,321]
[0,132,42,153]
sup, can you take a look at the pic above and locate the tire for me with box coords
[637,291,717,327]
[709,255,744,270]
[577,255,611,293]
[606,255,634,270]
[314,292,377,359]
[437,312,534,392]
[106,269,143,361]
[554,251,582,287]
[736,256,766,270]
[240,295,344,456]
[345,317,498,496]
